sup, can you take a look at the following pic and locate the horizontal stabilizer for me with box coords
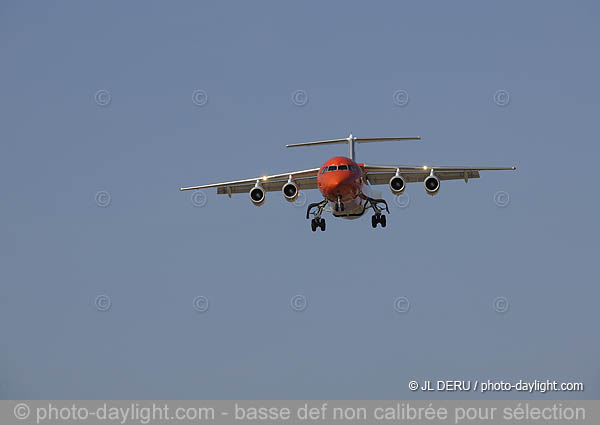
[286,133,420,160]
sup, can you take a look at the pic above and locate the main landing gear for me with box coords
[306,199,328,232]
[311,217,326,232]
[365,196,389,229]
[371,213,386,228]
[305,196,390,231]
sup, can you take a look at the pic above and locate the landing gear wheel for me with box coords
[340,202,345,212]
[311,217,325,232]
[372,213,386,228]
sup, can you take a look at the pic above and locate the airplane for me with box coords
[180,134,516,231]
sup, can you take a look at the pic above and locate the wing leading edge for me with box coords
[362,164,516,185]
[179,168,320,196]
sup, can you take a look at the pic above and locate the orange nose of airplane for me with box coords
[319,172,360,202]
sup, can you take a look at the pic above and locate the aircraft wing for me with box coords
[362,164,516,185]
[180,168,320,196]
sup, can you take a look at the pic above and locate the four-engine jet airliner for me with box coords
[180,134,516,231]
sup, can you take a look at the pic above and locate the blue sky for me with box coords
[1,1,599,399]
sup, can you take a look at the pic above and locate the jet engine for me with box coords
[389,175,406,195]
[424,174,440,196]
[249,184,266,206]
[282,181,299,202]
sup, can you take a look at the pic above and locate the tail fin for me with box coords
[286,133,420,161]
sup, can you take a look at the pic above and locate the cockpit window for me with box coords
[320,167,327,174]
[338,165,348,171]
[348,164,356,172]
[327,165,338,171]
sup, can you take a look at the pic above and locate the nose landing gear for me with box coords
[334,195,345,212]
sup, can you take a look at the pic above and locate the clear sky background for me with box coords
[1,1,599,399]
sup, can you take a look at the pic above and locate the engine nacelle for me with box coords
[424,175,440,196]
[282,181,299,202]
[249,184,266,206]
[389,175,406,195]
